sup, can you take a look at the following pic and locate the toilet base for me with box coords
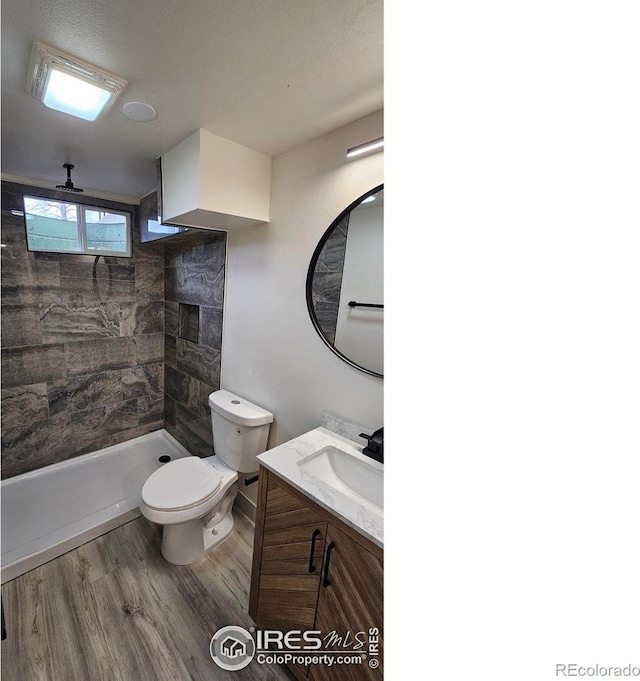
[160,512,235,565]
[158,482,239,565]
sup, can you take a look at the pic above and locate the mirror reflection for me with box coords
[306,186,383,377]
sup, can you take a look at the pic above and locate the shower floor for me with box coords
[1,429,191,583]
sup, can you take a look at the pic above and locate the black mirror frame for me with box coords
[305,184,383,379]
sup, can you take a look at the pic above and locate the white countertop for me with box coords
[257,426,383,548]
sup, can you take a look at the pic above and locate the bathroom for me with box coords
[1,1,384,679]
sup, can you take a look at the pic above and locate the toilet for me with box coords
[140,389,273,565]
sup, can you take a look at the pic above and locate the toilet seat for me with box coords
[142,457,222,511]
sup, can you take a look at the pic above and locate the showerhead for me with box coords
[56,163,84,193]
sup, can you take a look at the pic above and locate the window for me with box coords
[23,196,131,256]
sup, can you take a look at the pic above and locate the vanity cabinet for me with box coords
[309,523,383,681]
[249,468,383,681]
[251,473,328,632]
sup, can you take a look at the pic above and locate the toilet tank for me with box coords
[208,390,273,473]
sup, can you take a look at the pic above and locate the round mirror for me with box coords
[306,185,383,378]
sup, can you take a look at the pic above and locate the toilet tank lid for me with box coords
[209,390,274,427]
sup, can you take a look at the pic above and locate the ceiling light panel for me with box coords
[27,42,127,121]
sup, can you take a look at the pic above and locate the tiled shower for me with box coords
[163,224,225,457]
[1,181,227,479]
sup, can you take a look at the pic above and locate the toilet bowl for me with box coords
[140,390,273,565]
[140,455,239,564]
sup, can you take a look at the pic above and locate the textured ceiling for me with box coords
[1,0,383,202]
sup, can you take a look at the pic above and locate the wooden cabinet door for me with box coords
[253,475,328,633]
[309,525,383,681]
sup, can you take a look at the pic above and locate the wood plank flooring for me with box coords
[1,513,295,681]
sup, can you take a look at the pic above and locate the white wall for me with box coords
[335,204,384,374]
[221,110,383,510]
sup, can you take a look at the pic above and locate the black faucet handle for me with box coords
[360,427,384,463]
[360,428,383,441]
[360,428,383,452]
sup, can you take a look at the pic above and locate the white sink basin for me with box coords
[297,445,383,511]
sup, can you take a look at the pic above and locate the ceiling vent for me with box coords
[27,42,127,121]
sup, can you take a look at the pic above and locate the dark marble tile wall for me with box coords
[1,181,165,479]
[311,214,350,344]
[163,229,226,457]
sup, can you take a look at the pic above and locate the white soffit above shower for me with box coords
[161,129,272,231]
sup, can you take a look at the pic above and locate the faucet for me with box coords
[359,427,383,463]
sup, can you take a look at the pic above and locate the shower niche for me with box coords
[179,304,199,343]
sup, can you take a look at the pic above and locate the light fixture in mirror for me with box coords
[306,185,383,378]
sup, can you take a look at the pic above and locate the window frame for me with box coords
[23,194,132,257]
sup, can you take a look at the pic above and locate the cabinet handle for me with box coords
[322,542,336,587]
[308,529,321,573]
